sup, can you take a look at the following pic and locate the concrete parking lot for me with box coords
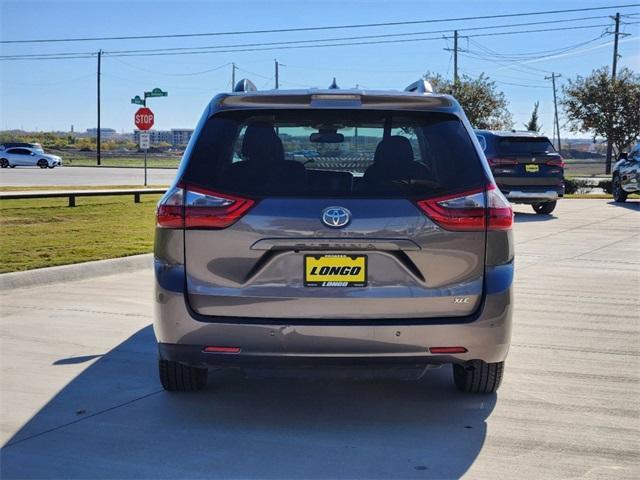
[0,199,638,479]
[0,166,176,187]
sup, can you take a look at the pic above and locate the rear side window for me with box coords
[499,137,555,155]
[7,148,29,155]
[182,109,485,197]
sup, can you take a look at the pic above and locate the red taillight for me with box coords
[486,184,513,231]
[156,184,254,229]
[546,157,565,167]
[416,187,486,231]
[202,346,241,353]
[184,185,254,229]
[416,185,512,232]
[429,347,468,354]
[156,186,184,228]
[487,157,518,166]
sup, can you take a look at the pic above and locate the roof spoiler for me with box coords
[404,79,433,93]
[233,78,257,93]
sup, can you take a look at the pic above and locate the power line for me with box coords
[0,14,617,60]
[466,35,608,61]
[111,58,231,76]
[3,21,638,61]
[465,35,639,74]
[2,4,638,44]
[459,69,548,88]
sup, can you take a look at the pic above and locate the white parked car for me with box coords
[0,147,62,168]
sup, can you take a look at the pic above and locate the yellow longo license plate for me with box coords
[304,254,367,287]
[525,164,540,173]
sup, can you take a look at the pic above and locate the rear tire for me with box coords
[453,360,504,393]
[613,175,627,203]
[158,357,207,392]
[0,158,8,168]
[532,201,556,215]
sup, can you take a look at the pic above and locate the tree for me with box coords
[424,72,514,130]
[524,101,542,132]
[561,67,640,172]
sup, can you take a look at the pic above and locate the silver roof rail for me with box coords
[404,79,433,93]
[233,78,257,93]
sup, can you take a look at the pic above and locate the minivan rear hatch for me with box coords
[176,109,497,320]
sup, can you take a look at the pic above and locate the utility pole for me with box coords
[545,72,562,155]
[605,12,621,174]
[453,30,459,86]
[275,59,279,89]
[231,62,237,91]
[96,49,102,166]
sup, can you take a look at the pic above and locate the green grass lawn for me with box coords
[61,154,180,168]
[0,194,161,273]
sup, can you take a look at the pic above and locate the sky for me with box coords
[0,0,639,139]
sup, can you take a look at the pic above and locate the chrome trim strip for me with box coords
[506,190,558,201]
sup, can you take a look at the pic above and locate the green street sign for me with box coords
[131,95,145,105]
[145,87,168,98]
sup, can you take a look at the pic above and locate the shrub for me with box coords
[598,179,613,194]
[564,178,591,194]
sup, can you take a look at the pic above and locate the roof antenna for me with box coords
[328,77,339,89]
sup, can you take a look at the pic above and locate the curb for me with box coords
[0,254,153,292]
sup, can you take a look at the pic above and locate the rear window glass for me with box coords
[182,109,485,197]
[499,137,555,155]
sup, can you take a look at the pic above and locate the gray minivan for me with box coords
[154,80,514,394]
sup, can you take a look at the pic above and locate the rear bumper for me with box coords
[153,261,514,366]
[505,189,559,202]
[496,179,565,204]
[158,345,471,368]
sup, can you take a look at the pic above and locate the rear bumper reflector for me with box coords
[202,346,241,354]
[429,347,468,354]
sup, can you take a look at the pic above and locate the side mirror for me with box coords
[30,152,36,156]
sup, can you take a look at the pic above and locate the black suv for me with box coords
[475,130,564,214]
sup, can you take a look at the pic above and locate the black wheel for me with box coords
[159,357,207,392]
[532,200,556,215]
[612,174,627,203]
[453,360,504,393]
[0,158,8,168]
[37,159,48,168]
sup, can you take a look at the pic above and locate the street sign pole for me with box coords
[138,132,151,187]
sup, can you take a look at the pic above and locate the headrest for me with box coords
[373,135,414,165]
[241,123,284,162]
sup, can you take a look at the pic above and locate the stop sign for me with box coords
[134,107,154,130]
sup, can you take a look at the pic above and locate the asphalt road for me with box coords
[0,199,638,479]
[0,166,177,187]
